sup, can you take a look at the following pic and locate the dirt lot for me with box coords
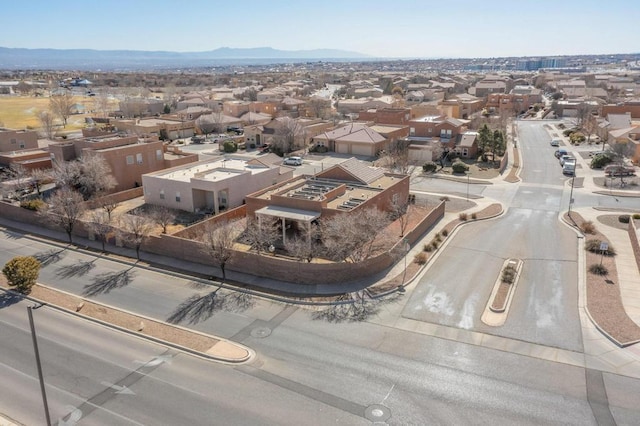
[0,95,101,131]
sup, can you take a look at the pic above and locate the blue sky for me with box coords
[1,0,636,58]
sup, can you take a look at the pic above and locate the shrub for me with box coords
[442,229,449,237]
[439,196,450,202]
[2,256,41,294]
[585,239,616,256]
[249,143,256,149]
[501,265,517,284]
[458,212,468,221]
[563,129,574,137]
[633,214,640,220]
[589,264,608,276]
[222,140,238,153]
[422,161,438,173]
[431,240,439,250]
[590,153,612,169]
[619,215,630,224]
[452,161,469,174]
[570,132,586,143]
[580,221,596,234]
[20,199,45,211]
[414,252,428,265]
[471,213,477,220]
[423,243,433,252]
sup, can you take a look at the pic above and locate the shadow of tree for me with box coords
[33,249,67,267]
[187,280,210,290]
[82,267,136,297]
[55,260,96,279]
[1,229,22,240]
[0,291,23,309]
[167,291,223,325]
[167,289,255,325]
[311,292,401,323]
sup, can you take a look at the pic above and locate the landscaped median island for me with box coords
[480,258,523,327]
[566,212,640,347]
[0,279,251,363]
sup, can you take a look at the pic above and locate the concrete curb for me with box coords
[481,258,523,327]
[384,203,506,297]
[560,212,640,348]
[0,285,255,365]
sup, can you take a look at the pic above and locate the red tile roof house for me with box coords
[311,123,389,157]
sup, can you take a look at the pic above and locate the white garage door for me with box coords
[351,144,372,156]
[336,143,350,154]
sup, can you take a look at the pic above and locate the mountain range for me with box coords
[0,46,370,70]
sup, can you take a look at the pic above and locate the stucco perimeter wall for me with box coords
[172,205,247,239]
[629,220,640,274]
[499,151,509,174]
[142,200,445,286]
[84,187,144,210]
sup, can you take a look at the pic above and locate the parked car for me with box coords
[562,160,576,175]
[259,144,271,153]
[283,156,303,166]
[604,165,636,177]
[550,139,560,147]
[559,155,575,166]
[554,148,568,158]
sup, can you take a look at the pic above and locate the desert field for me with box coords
[0,95,99,132]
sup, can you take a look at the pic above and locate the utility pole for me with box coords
[28,304,52,426]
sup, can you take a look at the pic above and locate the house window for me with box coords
[409,127,415,136]
[156,149,162,160]
[10,138,16,144]
[462,148,468,157]
[136,153,143,164]
[392,193,399,204]
[19,143,25,148]
[126,155,134,165]
[159,190,165,200]
[175,192,181,202]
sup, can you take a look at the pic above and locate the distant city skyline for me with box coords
[2,0,637,59]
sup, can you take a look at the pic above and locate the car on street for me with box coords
[550,139,560,147]
[559,154,575,166]
[554,148,568,158]
[283,156,303,166]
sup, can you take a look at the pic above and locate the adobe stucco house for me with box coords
[245,157,409,243]
[142,155,294,213]
[312,123,389,157]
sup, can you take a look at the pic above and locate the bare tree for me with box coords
[574,102,595,130]
[38,110,56,139]
[389,196,410,238]
[385,139,412,174]
[97,195,120,221]
[39,187,85,243]
[201,220,241,282]
[284,224,321,262]
[272,117,304,154]
[430,140,445,167]
[29,168,51,196]
[95,91,113,118]
[52,156,117,199]
[243,218,280,255]
[119,214,154,260]
[150,205,176,234]
[196,113,225,137]
[306,98,330,119]
[9,164,30,194]
[86,210,113,252]
[49,92,74,128]
[321,208,392,263]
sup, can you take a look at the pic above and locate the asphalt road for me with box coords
[402,120,583,351]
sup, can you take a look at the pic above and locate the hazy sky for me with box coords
[1,0,636,58]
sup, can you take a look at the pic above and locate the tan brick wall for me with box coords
[629,220,640,274]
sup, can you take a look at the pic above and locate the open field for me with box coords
[0,95,98,132]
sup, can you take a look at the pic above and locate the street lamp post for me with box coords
[28,304,52,426]
[399,238,410,292]
[466,171,470,200]
[568,174,576,216]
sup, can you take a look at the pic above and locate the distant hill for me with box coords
[0,46,370,70]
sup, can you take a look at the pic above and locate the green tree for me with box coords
[491,129,506,160]
[163,104,171,114]
[478,124,493,156]
[3,256,41,294]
